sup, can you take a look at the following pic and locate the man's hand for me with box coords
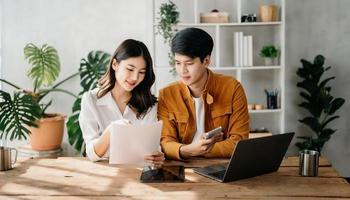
[179,132,223,159]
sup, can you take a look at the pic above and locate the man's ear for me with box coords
[203,55,211,68]
[112,58,119,70]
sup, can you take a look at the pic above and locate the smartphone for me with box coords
[140,166,185,183]
[204,126,222,139]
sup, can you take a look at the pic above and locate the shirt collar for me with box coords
[182,69,214,105]
[96,91,114,106]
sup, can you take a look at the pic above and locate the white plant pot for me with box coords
[264,57,277,66]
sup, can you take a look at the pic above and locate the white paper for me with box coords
[109,121,162,165]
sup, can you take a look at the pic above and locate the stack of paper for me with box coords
[109,121,162,165]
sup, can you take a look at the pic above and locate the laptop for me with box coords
[193,132,294,182]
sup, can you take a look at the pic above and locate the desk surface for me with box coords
[1,157,349,199]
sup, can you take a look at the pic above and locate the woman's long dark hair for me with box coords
[97,39,157,119]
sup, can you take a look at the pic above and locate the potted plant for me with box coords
[156,0,179,76]
[66,51,110,154]
[260,45,278,65]
[295,54,345,153]
[0,43,79,150]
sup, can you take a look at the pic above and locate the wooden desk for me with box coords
[1,157,349,199]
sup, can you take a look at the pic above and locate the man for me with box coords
[158,27,249,160]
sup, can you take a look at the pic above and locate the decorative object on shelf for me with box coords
[200,9,229,23]
[249,127,272,138]
[265,89,278,109]
[241,14,257,23]
[248,104,255,110]
[259,5,279,22]
[295,55,345,152]
[66,51,111,155]
[248,103,265,110]
[250,127,270,133]
[0,43,79,151]
[156,0,179,76]
[254,104,264,110]
[260,45,278,65]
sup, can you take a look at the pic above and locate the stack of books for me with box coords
[234,32,253,67]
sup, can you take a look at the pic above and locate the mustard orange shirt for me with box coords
[158,69,249,160]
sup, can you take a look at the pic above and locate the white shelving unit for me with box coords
[151,0,285,134]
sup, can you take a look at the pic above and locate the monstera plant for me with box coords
[296,54,345,152]
[0,43,78,150]
[66,51,110,154]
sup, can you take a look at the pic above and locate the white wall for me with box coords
[1,0,349,176]
[285,0,350,177]
[1,0,152,153]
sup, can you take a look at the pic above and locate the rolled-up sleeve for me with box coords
[79,93,103,162]
[205,83,249,158]
[158,89,184,161]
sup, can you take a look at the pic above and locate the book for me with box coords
[247,35,253,66]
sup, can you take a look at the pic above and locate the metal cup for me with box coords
[299,150,319,177]
[0,146,18,171]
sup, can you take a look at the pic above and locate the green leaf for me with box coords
[321,116,339,129]
[297,79,318,96]
[66,95,85,155]
[314,54,325,67]
[0,91,42,140]
[298,102,322,118]
[298,117,321,135]
[296,54,345,152]
[260,45,278,58]
[327,98,345,115]
[66,51,109,154]
[24,43,60,89]
[320,128,336,138]
[296,136,312,140]
[319,76,335,89]
[156,1,179,44]
[299,91,311,102]
[79,51,110,91]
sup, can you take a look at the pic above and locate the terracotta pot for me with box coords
[260,5,279,22]
[29,113,66,151]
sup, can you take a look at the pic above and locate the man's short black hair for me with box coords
[171,28,214,62]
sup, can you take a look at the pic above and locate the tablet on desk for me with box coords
[140,166,185,183]
[109,121,162,165]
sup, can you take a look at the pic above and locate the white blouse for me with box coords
[79,88,157,162]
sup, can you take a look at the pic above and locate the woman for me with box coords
[79,39,164,167]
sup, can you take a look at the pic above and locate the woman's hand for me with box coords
[144,151,165,168]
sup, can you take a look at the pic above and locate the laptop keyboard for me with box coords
[209,170,225,179]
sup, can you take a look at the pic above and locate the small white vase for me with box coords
[264,57,276,66]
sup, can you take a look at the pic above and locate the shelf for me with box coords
[153,22,282,27]
[249,109,282,114]
[152,0,286,134]
[213,66,281,70]
[155,66,281,70]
